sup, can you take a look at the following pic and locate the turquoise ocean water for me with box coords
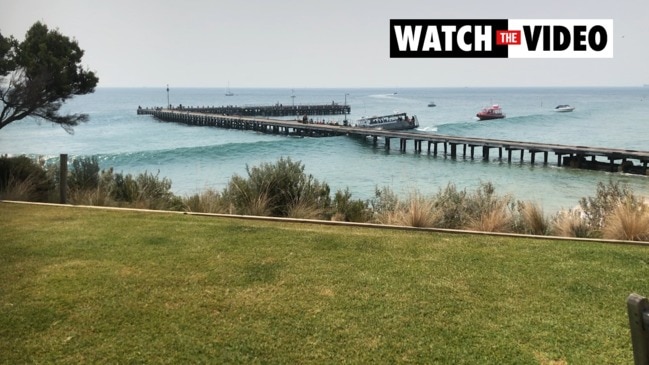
[1,87,648,213]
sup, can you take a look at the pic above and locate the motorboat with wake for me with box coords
[356,113,419,130]
[476,104,505,120]
[554,104,575,112]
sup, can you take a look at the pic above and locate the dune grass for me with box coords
[2,202,649,364]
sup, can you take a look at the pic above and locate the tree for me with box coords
[0,22,98,133]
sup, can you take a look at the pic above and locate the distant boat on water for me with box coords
[225,82,234,96]
[554,104,575,112]
[428,101,436,107]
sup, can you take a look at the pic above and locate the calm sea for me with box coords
[1,87,648,213]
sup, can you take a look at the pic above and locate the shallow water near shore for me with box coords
[1,87,648,213]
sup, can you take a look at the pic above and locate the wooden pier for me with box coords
[137,108,347,137]
[137,108,649,176]
[138,103,350,117]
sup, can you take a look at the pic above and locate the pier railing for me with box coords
[137,103,350,117]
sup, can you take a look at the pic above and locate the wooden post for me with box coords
[59,154,68,204]
[628,293,649,365]
[483,146,490,160]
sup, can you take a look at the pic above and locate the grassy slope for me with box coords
[2,202,648,364]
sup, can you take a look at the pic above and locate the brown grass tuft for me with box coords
[519,201,549,235]
[242,192,272,216]
[393,192,437,228]
[0,175,39,201]
[466,204,511,232]
[602,200,649,241]
[552,210,592,238]
[286,199,324,220]
[183,189,227,213]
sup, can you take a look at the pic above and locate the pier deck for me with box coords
[143,103,350,117]
[137,108,649,175]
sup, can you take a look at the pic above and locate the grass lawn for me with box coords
[2,202,649,364]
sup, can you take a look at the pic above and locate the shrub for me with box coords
[393,191,438,228]
[602,199,649,241]
[369,186,400,223]
[332,188,372,222]
[286,198,325,220]
[99,170,181,210]
[0,155,54,202]
[430,182,514,230]
[111,172,140,203]
[221,157,331,218]
[430,183,469,229]
[183,189,228,214]
[552,210,593,238]
[579,180,636,233]
[466,203,512,232]
[514,201,550,235]
[69,156,100,191]
[68,167,118,206]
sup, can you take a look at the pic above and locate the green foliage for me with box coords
[0,31,17,76]
[0,22,98,132]
[110,171,139,203]
[221,157,331,218]
[2,154,648,241]
[0,155,54,201]
[332,188,371,222]
[371,183,517,231]
[430,183,470,228]
[106,170,181,210]
[69,156,100,191]
[369,186,400,219]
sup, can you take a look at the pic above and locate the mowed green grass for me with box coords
[2,202,649,364]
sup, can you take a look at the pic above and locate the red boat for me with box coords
[476,104,505,120]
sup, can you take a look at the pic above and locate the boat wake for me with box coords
[369,93,399,99]
[417,126,438,132]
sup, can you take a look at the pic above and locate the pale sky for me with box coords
[1,0,648,88]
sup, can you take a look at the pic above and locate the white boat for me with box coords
[225,82,234,96]
[356,113,419,130]
[428,101,436,107]
[554,104,575,112]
